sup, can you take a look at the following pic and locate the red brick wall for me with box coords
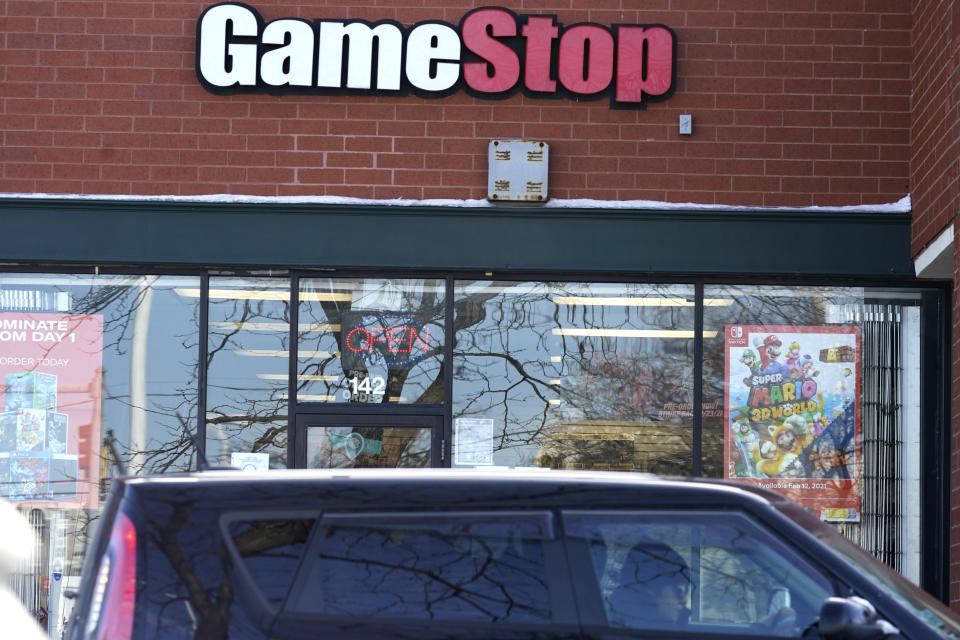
[1,0,912,206]
[912,0,960,610]
[911,0,959,255]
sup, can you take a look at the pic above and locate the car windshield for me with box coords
[779,504,960,638]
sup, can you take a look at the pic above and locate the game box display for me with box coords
[0,370,74,500]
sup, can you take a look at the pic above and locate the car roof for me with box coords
[120,468,793,512]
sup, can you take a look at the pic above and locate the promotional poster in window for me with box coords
[724,325,861,522]
[0,313,103,509]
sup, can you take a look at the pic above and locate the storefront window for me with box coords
[305,425,432,468]
[452,281,696,472]
[702,285,924,582]
[0,271,939,638]
[0,273,200,637]
[205,277,290,470]
[297,278,445,405]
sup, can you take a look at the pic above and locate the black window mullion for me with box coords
[921,288,950,601]
[442,276,454,467]
[197,271,209,470]
[692,281,704,477]
[288,273,299,468]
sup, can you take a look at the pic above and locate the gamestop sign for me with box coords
[196,3,676,109]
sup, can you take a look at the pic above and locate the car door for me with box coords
[561,509,840,640]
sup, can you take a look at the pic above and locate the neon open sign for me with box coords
[341,313,435,370]
[196,4,676,109]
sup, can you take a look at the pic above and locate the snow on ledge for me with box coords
[0,192,911,213]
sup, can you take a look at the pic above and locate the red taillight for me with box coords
[96,511,138,640]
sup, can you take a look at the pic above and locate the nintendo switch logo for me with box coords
[728,326,747,346]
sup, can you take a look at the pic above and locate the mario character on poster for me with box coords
[724,325,861,522]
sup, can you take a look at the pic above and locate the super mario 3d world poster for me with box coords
[724,324,861,522]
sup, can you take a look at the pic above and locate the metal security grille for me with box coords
[833,304,903,572]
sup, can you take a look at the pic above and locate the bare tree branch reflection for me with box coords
[147,503,233,639]
[451,282,697,470]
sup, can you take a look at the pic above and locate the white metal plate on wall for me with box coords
[487,140,549,203]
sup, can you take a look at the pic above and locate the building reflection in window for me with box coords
[452,282,697,473]
[0,272,201,637]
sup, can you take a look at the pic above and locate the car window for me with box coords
[563,510,835,637]
[226,516,317,608]
[284,511,559,624]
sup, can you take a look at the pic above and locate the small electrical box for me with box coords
[487,140,549,203]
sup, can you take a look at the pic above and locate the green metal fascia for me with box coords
[0,198,914,278]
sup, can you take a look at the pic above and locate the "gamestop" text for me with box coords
[196,3,676,108]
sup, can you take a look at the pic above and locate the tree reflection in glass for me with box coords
[296,278,446,406]
[287,514,553,623]
[452,281,696,473]
[205,277,290,468]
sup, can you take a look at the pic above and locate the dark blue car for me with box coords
[65,470,960,639]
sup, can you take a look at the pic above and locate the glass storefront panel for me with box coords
[297,278,445,405]
[0,273,200,636]
[452,281,696,472]
[701,285,867,480]
[702,285,925,582]
[306,425,431,468]
[205,277,290,470]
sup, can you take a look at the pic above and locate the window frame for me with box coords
[218,509,323,620]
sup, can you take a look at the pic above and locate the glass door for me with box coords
[295,412,443,469]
